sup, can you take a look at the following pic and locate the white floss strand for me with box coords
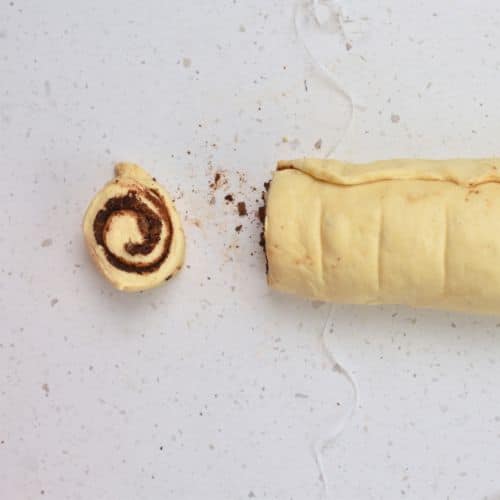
[294,1,361,497]
[313,306,360,498]
[294,0,359,157]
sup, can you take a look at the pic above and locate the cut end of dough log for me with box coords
[266,157,500,315]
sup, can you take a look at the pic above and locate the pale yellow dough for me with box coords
[265,158,500,314]
[83,163,185,292]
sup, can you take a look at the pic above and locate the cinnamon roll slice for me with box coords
[83,163,185,291]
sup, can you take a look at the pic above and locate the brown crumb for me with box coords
[258,206,266,224]
[237,202,247,216]
[209,196,216,205]
[314,138,322,150]
[238,172,247,186]
[264,181,271,191]
[235,225,242,233]
[224,194,234,203]
[209,171,225,190]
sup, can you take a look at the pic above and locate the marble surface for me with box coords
[2,1,500,498]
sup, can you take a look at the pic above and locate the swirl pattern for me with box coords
[83,163,185,291]
[93,189,172,274]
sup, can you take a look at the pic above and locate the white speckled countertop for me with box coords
[2,1,500,499]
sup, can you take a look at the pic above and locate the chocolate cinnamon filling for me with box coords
[259,180,270,274]
[93,189,173,274]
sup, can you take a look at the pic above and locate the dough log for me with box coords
[264,158,500,314]
[83,163,185,291]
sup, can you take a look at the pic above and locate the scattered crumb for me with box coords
[209,196,216,205]
[391,113,400,123]
[224,194,234,203]
[239,24,246,32]
[182,57,191,68]
[258,206,266,224]
[42,383,49,396]
[235,225,242,233]
[50,298,58,307]
[237,202,247,216]
[314,138,322,150]
[295,393,309,399]
[209,171,225,190]
[41,238,52,248]
[346,42,352,50]
[237,171,247,186]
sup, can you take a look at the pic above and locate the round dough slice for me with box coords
[83,162,185,291]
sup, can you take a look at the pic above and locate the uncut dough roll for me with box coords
[264,158,500,314]
[83,163,185,292]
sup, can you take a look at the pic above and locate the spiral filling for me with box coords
[93,189,172,274]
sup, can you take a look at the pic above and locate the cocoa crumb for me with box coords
[235,225,242,233]
[224,194,234,202]
[209,171,224,190]
[258,206,266,224]
[264,181,270,191]
[237,202,247,216]
[237,171,247,185]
